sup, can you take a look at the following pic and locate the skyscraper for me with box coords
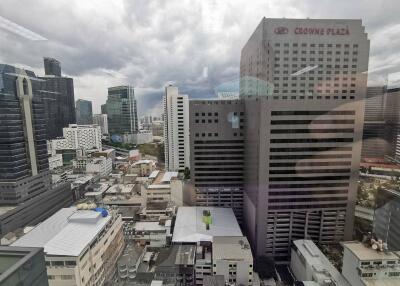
[0,64,73,236]
[189,99,244,220]
[38,58,76,139]
[93,114,109,134]
[43,57,61,77]
[75,99,93,125]
[164,85,190,172]
[362,86,388,158]
[103,85,138,136]
[221,18,368,262]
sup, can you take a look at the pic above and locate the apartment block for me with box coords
[163,85,190,171]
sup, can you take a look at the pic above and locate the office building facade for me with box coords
[374,188,400,251]
[44,57,61,77]
[103,85,138,136]
[93,113,109,134]
[164,85,190,171]
[189,99,244,220]
[39,58,76,139]
[0,64,73,236]
[76,99,93,125]
[238,18,369,261]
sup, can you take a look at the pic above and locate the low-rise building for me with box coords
[0,246,49,286]
[342,241,400,286]
[126,220,172,247]
[144,171,183,206]
[86,156,113,176]
[12,206,125,286]
[212,236,254,286]
[291,239,350,286]
[172,207,242,244]
[131,160,156,177]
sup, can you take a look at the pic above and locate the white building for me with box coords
[86,156,113,177]
[49,124,102,152]
[172,207,242,244]
[163,85,190,172]
[93,114,108,135]
[342,241,400,286]
[12,206,125,286]
[213,236,254,286]
[291,239,350,286]
[48,154,63,170]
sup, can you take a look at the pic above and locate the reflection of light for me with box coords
[0,16,47,41]
[291,65,318,76]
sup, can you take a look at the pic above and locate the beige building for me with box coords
[212,236,254,286]
[342,241,400,286]
[130,159,156,177]
[12,207,125,286]
[143,170,183,206]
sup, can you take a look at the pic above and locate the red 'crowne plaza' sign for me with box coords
[274,26,350,36]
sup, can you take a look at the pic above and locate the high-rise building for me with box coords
[228,18,368,262]
[362,86,388,158]
[0,64,73,236]
[38,58,76,139]
[374,188,400,251]
[43,57,61,77]
[103,85,138,136]
[0,246,49,286]
[76,99,93,125]
[164,85,190,171]
[189,99,244,220]
[93,113,109,134]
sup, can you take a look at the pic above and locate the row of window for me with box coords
[274,43,359,48]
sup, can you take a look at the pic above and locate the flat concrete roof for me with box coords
[342,241,400,261]
[212,236,253,261]
[172,207,242,243]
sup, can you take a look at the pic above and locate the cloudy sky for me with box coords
[1,0,399,115]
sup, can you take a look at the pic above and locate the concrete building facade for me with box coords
[189,100,245,221]
[163,85,190,172]
[239,18,369,262]
[12,207,125,286]
[93,113,109,135]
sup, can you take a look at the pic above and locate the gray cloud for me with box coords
[1,0,400,115]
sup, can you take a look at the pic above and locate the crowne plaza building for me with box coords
[239,18,369,262]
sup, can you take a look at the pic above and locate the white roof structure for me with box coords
[172,207,242,243]
[134,220,171,232]
[149,170,160,179]
[161,171,178,183]
[294,240,351,286]
[12,207,111,257]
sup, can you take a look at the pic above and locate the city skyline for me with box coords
[0,1,399,116]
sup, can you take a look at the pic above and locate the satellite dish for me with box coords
[372,244,378,250]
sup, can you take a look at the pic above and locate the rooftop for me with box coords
[294,240,350,286]
[342,241,400,261]
[212,236,253,261]
[172,207,242,243]
[134,221,171,232]
[12,207,111,257]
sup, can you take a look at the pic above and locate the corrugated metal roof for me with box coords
[12,207,111,257]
